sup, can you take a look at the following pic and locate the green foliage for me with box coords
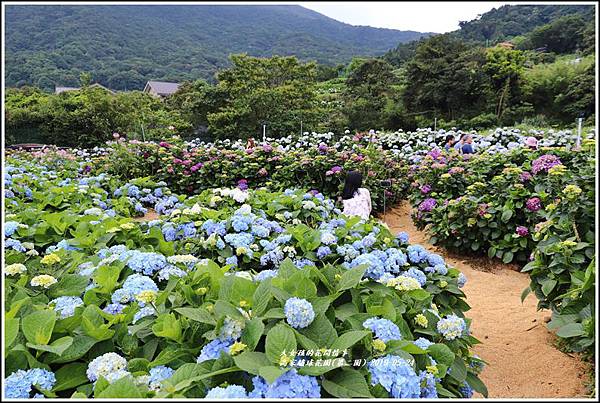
[526,15,588,54]
[4,5,426,91]
[408,142,596,355]
[522,55,595,122]
[5,87,191,146]
[207,55,320,139]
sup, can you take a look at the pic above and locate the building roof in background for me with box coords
[144,80,181,96]
[54,83,116,94]
[55,86,80,94]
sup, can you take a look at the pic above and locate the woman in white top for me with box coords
[341,170,372,220]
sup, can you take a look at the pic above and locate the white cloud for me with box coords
[297,1,512,33]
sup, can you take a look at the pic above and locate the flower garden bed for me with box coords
[406,141,595,356]
[4,150,485,398]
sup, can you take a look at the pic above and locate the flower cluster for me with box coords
[437,314,466,340]
[4,368,56,398]
[86,352,130,384]
[284,298,315,329]
[367,355,421,398]
[363,317,402,342]
[249,369,320,398]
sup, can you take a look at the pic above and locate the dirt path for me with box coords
[382,202,588,398]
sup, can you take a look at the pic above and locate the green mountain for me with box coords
[384,4,595,65]
[4,5,430,91]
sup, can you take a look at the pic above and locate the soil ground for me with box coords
[382,201,589,398]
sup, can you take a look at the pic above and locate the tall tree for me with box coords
[343,58,398,130]
[207,54,320,139]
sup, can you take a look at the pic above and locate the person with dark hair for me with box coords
[461,134,474,154]
[341,171,372,219]
[444,135,456,152]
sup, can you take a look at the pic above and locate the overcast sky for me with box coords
[297,1,512,33]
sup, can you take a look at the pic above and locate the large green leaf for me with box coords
[428,343,455,366]
[52,362,89,392]
[96,376,142,398]
[174,307,215,325]
[22,310,56,345]
[241,318,265,351]
[556,323,585,338]
[27,336,73,356]
[330,330,369,352]
[233,352,271,375]
[5,318,19,350]
[265,324,297,363]
[152,313,182,342]
[336,264,368,291]
[321,368,372,398]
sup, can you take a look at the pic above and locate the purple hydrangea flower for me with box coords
[516,226,529,237]
[418,198,437,212]
[531,155,562,175]
[525,197,541,212]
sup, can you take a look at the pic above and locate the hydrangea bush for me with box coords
[406,141,596,356]
[4,152,486,398]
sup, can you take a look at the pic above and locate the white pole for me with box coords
[262,124,266,142]
[576,117,583,149]
[300,120,303,136]
[434,117,437,131]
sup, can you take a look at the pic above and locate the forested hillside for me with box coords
[384,4,595,65]
[4,4,429,91]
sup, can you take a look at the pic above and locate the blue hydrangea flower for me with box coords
[459,381,474,398]
[367,355,420,398]
[127,185,140,198]
[86,353,130,383]
[407,245,429,264]
[396,231,410,244]
[197,338,234,363]
[224,233,254,249]
[249,369,320,398]
[405,268,427,287]
[316,246,331,259]
[126,251,167,275]
[427,253,445,267]
[384,248,408,273]
[103,303,126,315]
[5,238,26,252]
[320,231,337,245]
[293,258,314,269]
[162,224,177,242]
[4,221,20,237]
[112,274,158,305]
[179,222,197,238]
[133,306,156,324]
[434,264,448,275]
[206,385,248,399]
[45,239,80,254]
[284,298,315,329]
[225,256,238,267]
[49,296,84,319]
[361,234,377,248]
[437,314,466,340]
[157,265,187,281]
[254,270,278,281]
[148,366,174,391]
[413,337,433,350]
[219,317,244,340]
[363,317,402,342]
[419,370,438,398]
[458,272,467,288]
[4,368,56,398]
[347,252,385,279]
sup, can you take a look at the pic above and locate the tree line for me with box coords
[6,35,595,147]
